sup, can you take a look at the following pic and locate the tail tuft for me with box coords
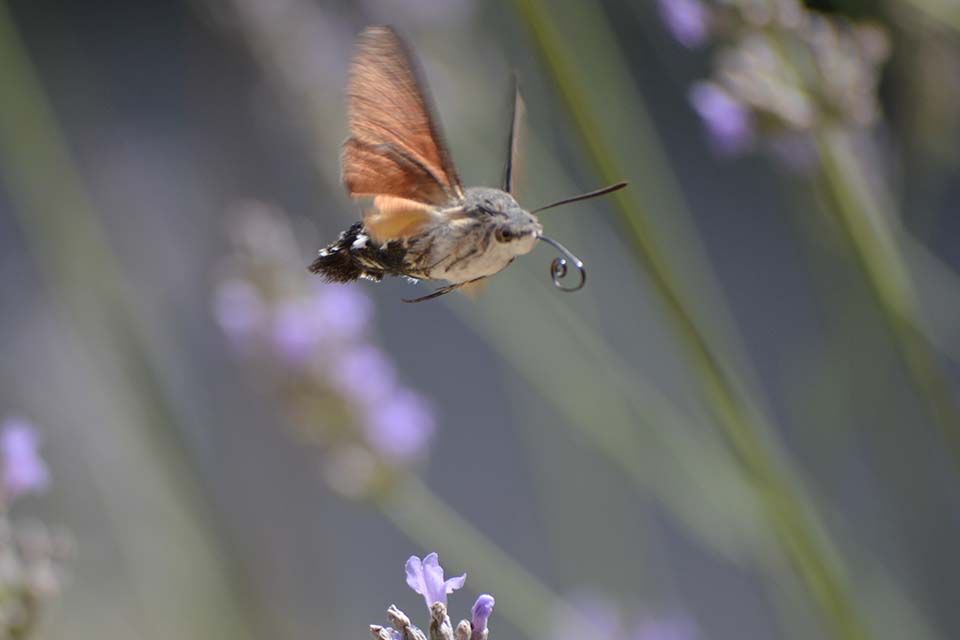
[308,244,366,282]
[308,222,390,283]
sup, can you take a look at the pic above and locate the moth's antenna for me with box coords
[531,181,628,214]
[539,234,586,292]
[503,73,525,195]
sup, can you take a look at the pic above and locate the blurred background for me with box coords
[1,0,959,638]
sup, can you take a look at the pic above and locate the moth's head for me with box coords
[464,187,542,255]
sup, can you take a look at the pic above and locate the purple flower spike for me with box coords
[365,390,435,463]
[311,284,373,341]
[405,553,466,608]
[214,279,266,345]
[271,299,323,365]
[658,0,710,48]
[0,418,50,500]
[470,594,495,639]
[689,82,754,155]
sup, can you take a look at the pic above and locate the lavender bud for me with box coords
[0,418,49,501]
[455,620,471,640]
[658,0,710,48]
[470,594,495,640]
[689,82,754,155]
[372,625,402,640]
[429,602,454,640]
[388,605,428,640]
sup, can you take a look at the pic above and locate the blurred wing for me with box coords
[343,26,464,211]
[502,75,526,196]
[364,195,443,243]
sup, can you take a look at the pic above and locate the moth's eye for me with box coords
[495,228,515,243]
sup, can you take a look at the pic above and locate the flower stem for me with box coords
[0,4,260,637]
[815,128,960,466]
[511,1,868,638]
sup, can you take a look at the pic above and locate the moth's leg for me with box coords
[401,277,486,304]
[402,282,462,303]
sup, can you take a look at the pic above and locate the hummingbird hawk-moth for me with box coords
[309,26,626,303]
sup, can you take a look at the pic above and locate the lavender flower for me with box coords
[658,0,710,48]
[405,553,466,608]
[311,284,373,341]
[689,81,754,155]
[214,204,438,493]
[270,286,374,365]
[0,417,69,637]
[365,390,435,464]
[470,594,495,640]
[270,298,325,365]
[332,344,398,406]
[371,554,492,640]
[0,418,49,501]
[678,3,889,166]
[213,278,266,346]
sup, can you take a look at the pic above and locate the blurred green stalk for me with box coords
[758,6,960,471]
[0,4,259,638]
[511,1,868,638]
[895,0,960,33]
[815,128,960,465]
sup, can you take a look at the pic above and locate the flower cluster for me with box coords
[370,553,495,640]
[213,201,436,497]
[0,416,70,638]
[660,0,890,164]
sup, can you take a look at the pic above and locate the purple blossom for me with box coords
[333,344,398,405]
[213,279,266,345]
[271,298,324,365]
[364,390,435,463]
[689,82,755,155]
[405,553,466,608]
[471,594,495,640]
[311,284,373,341]
[0,418,50,500]
[658,0,710,48]
[271,286,375,364]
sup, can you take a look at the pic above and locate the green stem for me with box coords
[0,4,260,637]
[815,128,960,466]
[377,476,558,640]
[511,1,868,638]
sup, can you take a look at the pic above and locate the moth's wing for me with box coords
[343,25,465,212]
[342,139,453,205]
[502,74,526,197]
[365,195,444,244]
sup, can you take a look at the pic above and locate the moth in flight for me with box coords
[310,26,626,303]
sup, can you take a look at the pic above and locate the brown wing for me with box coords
[342,26,464,207]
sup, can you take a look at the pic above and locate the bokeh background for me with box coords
[1,0,959,638]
